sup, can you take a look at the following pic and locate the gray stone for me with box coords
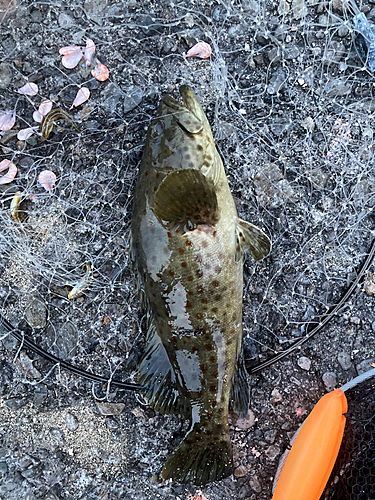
[4,396,29,410]
[55,321,78,360]
[249,475,262,493]
[33,384,47,406]
[264,429,277,443]
[302,116,315,131]
[297,356,311,371]
[0,62,13,89]
[84,0,108,21]
[123,86,143,114]
[324,79,351,97]
[337,352,352,370]
[17,351,41,379]
[292,0,308,19]
[65,412,79,431]
[284,44,300,60]
[264,444,281,461]
[254,163,297,208]
[96,402,125,416]
[322,371,337,391]
[338,25,349,37]
[0,462,8,473]
[356,358,375,374]
[232,409,256,430]
[25,297,47,329]
[58,13,74,28]
[267,68,286,95]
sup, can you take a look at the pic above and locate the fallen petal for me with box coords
[0,110,15,131]
[83,38,95,66]
[59,45,82,56]
[71,87,90,108]
[38,99,53,116]
[17,126,39,141]
[33,110,43,123]
[17,82,38,96]
[62,49,84,69]
[38,170,57,192]
[184,41,212,59]
[91,61,109,82]
[0,160,17,184]
[33,99,54,123]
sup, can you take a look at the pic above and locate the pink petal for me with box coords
[70,87,90,108]
[38,170,57,192]
[17,82,38,96]
[62,49,83,69]
[91,62,109,82]
[59,45,82,56]
[184,41,212,59]
[17,127,39,141]
[83,38,95,66]
[33,110,43,123]
[38,99,53,116]
[0,160,17,184]
[0,111,15,131]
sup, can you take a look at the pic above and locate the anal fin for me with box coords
[229,349,250,418]
[139,320,189,416]
[235,218,271,262]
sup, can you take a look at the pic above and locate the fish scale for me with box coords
[131,85,271,485]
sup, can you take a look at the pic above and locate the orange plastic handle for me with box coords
[272,389,347,500]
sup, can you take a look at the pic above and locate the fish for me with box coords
[130,85,271,485]
[40,108,78,141]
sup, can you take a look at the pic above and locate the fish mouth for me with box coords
[162,85,204,122]
[179,85,204,120]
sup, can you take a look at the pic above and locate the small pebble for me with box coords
[356,358,375,375]
[322,371,337,391]
[25,297,47,329]
[337,352,352,371]
[270,388,282,403]
[297,356,311,371]
[65,412,79,431]
[249,476,262,493]
[302,116,315,131]
[231,409,256,430]
[96,402,125,416]
[264,445,281,461]
[234,465,248,477]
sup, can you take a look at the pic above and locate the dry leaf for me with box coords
[184,41,212,59]
[0,110,15,132]
[91,61,109,81]
[60,45,83,69]
[0,159,17,184]
[17,126,39,141]
[83,38,95,66]
[17,82,38,96]
[70,87,90,108]
[38,170,57,192]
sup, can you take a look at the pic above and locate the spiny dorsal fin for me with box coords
[154,169,219,228]
[235,218,271,262]
[163,94,204,134]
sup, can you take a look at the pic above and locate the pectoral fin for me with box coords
[235,219,271,261]
[154,169,219,228]
[163,94,204,134]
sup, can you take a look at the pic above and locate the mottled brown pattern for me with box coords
[131,86,270,485]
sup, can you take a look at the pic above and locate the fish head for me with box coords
[143,86,219,184]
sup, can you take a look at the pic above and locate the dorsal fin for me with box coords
[154,169,219,228]
[163,95,204,134]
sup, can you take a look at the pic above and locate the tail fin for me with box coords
[161,423,233,485]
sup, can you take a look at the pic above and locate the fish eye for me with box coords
[154,122,164,135]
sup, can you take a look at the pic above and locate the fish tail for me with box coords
[161,422,233,485]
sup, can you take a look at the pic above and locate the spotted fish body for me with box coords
[131,86,271,485]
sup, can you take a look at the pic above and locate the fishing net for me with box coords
[322,376,375,500]
[0,0,374,499]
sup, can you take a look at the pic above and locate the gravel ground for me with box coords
[0,1,375,499]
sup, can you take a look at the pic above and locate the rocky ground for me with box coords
[0,0,375,499]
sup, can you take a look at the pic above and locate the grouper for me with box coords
[130,85,271,485]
